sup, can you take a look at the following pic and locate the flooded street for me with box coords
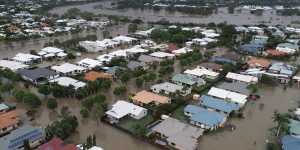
[199,85,300,150]
[50,1,300,25]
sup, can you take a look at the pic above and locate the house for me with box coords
[105,100,147,124]
[11,53,42,64]
[17,68,59,84]
[138,54,161,64]
[199,95,240,114]
[112,35,137,45]
[276,43,299,54]
[38,47,67,59]
[0,125,45,150]
[0,110,20,135]
[79,39,119,52]
[125,46,149,56]
[84,71,113,81]
[127,61,148,70]
[151,117,204,150]
[289,119,300,135]
[77,58,102,70]
[0,103,11,114]
[238,43,264,55]
[265,62,297,83]
[49,77,86,90]
[0,60,29,71]
[132,90,171,106]
[211,52,242,65]
[184,105,226,130]
[172,73,206,87]
[199,62,223,72]
[151,82,191,96]
[184,66,219,80]
[172,47,193,56]
[149,51,175,59]
[292,72,300,88]
[207,87,248,106]
[267,49,288,57]
[281,135,300,150]
[38,137,77,150]
[51,63,86,76]
[217,82,250,95]
[225,72,258,84]
[246,57,271,69]
[250,35,268,45]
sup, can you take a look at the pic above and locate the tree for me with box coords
[272,111,290,136]
[38,85,51,98]
[80,107,89,118]
[135,77,144,87]
[132,124,147,137]
[45,115,78,140]
[120,72,130,83]
[47,98,58,110]
[113,85,127,96]
[23,140,32,150]
[128,23,138,33]
[94,103,104,125]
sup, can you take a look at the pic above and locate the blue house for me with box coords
[210,52,241,65]
[281,135,300,150]
[184,105,226,130]
[199,95,240,114]
[0,125,45,150]
[238,44,264,55]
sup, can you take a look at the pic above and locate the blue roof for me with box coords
[282,135,300,150]
[184,105,226,127]
[239,44,264,54]
[200,95,240,113]
[211,57,237,65]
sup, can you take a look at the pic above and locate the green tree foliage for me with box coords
[128,23,138,33]
[272,111,290,136]
[45,115,78,140]
[132,124,147,137]
[80,107,89,118]
[113,85,127,96]
[135,77,144,87]
[38,85,51,98]
[13,90,41,108]
[47,98,58,110]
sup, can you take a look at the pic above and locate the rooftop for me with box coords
[151,82,184,93]
[207,87,248,105]
[84,71,113,81]
[0,110,19,129]
[105,100,147,119]
[132,90,170,105]
[200,95,240,113]
[217,82,250,95]
[226,72,258,83]
[0,60,29,71]
[172,73,206,86]
[17,68,58,81]
[37,137,77,150]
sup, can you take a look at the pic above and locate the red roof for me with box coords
[168,43,178,52]
[38,137,77,150]
[267,49,288,56]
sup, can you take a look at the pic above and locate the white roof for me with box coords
[57,52,67,57]
[294,108,300,116]
[112,35,137,43]
[88,146,104,150]
[12,53,41,63]
[97,54,114,63]
[41,47,64,54]
[172,47,193,55]
[226,72,258,83]
[77,58,102,68]
[51,63,86,74]
[125,46,149,54]
[49,77,86,89]
[105,100,147,119]
[207,87,248,105]
[149,51,175,58]
[0,60,29,71]
[184,66,219,78]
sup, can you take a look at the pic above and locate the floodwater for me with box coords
[199,85,300,150]
[50,1,300,25]
[0,24,129,59]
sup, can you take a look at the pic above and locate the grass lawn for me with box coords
[118,114,155,134]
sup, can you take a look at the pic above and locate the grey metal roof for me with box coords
[127,61,147,70]
[152,117,204,150]
[151,82,183,93]
[17,68,58,81]
[217,82,250,95]
[138,55,161,63]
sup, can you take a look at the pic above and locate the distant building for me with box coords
[0,110,20,135]
[84,71,113,81]
[17,68,59,85]
[199,95,240,115]
[51,63,86,76]
[225,72,258,84]
[132,90,171,106]
[38,137,77,150]
[11,53,42,65]
[238,43,264,55]
[49,77,86,90]
[171,73,206,87]
[151,82,191,96]
[0,60,29,71]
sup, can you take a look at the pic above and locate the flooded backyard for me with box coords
[50,1,300,25]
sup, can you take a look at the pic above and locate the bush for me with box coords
[113,85,127,95]
[47,99,58,110]
[80,107,89,118]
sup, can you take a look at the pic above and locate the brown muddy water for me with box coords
[49,1,300,25]
[10,83,300,150]
[0,24,129,59]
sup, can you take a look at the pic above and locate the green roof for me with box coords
[172,73,205,86]
[289,119,300,135]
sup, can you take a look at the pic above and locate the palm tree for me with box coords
[272,111,290,136]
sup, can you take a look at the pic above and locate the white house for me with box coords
[207,87,248,106]
[51,63,86,76]
[77,58,102,69]
[0,60,29,71]
[49,76,86,90]
[38,47,67,59]
[184,66,219,80]
[105,100,147,124]
[11,53,42,64]
[79,39,119,52]
[151,82,191,96]
[112,35,137,45]
[276,43,299,54]
[149,51,175,59]
[172,47,193,55]
[226,72,258,84]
